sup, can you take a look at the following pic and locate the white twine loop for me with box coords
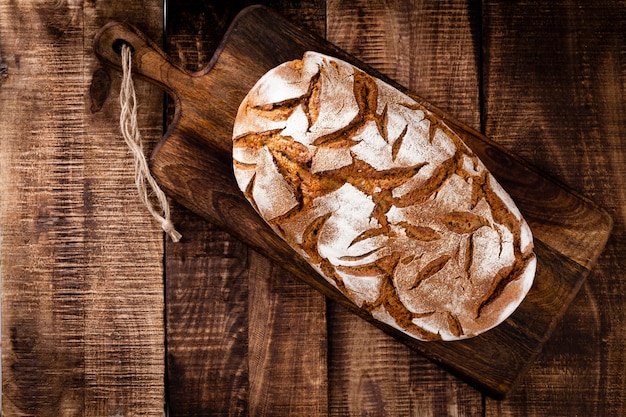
[119,44,182,242]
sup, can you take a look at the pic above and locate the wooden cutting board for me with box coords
[94,5,613,398]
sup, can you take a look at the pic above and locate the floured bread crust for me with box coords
[232,51,536,341]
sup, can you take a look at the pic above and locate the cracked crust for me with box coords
[232,51,536,341]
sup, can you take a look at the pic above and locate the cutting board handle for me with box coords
[94,21,191,98]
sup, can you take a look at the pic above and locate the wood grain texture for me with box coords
[0,1,165,416]
[482,1,626,415]
[163,1,329,415]
[328,299,414,416]
[248,256,328,416]
[165,215,249,416]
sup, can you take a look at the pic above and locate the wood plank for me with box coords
[482,0,625,415]
[327,301,414,416]
[326,1,484,414]
[246,5,328,413]
[248,255,328,416]
[0,1,165,415]
[245,3,328,415]
[327,1,482,415]
[165,215,249,416]
[164,4,251,415]
[163,2,328,415]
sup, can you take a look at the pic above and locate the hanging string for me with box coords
[118,44,182,242]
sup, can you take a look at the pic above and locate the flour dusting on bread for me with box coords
[232,51,536,341]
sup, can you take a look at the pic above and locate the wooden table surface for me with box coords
[1,1,624,416]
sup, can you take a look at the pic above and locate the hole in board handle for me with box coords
[112,39,135,56]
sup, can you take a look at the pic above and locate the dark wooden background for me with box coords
[1,0,624,416]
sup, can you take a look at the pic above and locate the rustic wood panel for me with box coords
[326,0,484,414]
[91,1,611,400]
[163,1,328,415]
[0,1,165,416]
[2,0,623,415]
[482,1,626,416]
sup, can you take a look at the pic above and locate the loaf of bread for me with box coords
[232,51,536,341]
